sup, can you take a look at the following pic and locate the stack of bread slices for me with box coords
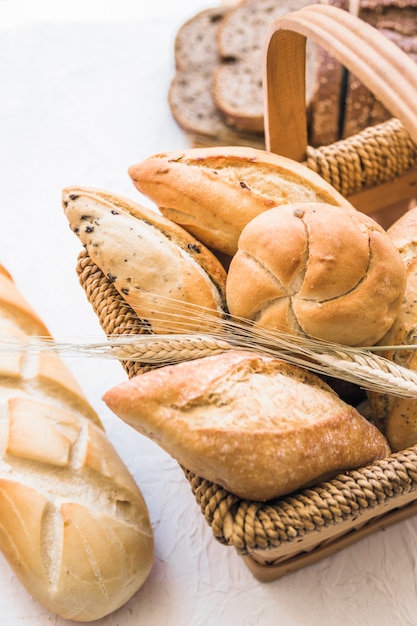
[168,0,417,148]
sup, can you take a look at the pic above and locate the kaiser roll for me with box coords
[225,203,406,346]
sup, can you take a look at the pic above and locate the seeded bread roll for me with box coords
[368,207,417,450]
[62,187,227,333]
[0,264,154,621]
[103,350,390,502]
[128,146,353,257]
[225,202,406,346]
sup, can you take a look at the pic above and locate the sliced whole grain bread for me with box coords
[174,7,228,71]
[168,0,417,148]
[168,6,239,142]
[212,55,265,133]
[213,0,318,134]
[168,69,265,147]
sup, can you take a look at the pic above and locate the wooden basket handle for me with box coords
[263,3,417,160]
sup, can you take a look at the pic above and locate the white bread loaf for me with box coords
[225,202,406,346]
[62,186,227,334]
[368,207,417,450]
[0,264,154,621]
[103,350,390,502]
[128,146,353,257]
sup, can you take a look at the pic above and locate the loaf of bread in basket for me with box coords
[62,142,415,506]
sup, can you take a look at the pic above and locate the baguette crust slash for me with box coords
[0,265,154,621]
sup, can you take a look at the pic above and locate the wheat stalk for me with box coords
[2,329,417,398]
[3,294,417,397]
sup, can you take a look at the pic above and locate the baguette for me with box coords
[128,146,353,257]
[0,264,154,621]
[62,186,227,334]
[368,207,417,450]
[103,350,390,502]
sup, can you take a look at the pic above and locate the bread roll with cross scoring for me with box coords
[225,202,406,346]
[103,350,390,502]
[62,186,227,334]
[0,264,154,621]
[128,146,353,257]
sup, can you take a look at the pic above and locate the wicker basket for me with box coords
[76,4,417,582]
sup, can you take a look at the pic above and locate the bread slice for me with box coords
[103,350,390,501]
[212,56,265,133]
[213,0,318,134]
[174,7,228,71]
[168,69,265,147]
[168,5,262,145]
[169,69,234,138]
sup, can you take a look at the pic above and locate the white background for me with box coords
[1,1,417,624]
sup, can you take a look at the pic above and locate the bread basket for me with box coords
[75,5,417,582]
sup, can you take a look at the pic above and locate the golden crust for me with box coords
[103,350,390,502]
[128,146,354,256]
[226,203,406,346]
[368,207,417,450]
[62,186,227,333]
[0,264,154,620]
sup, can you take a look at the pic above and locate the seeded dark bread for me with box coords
[62,186,227,334]
[341,1,417,139]
[103,350,390,502]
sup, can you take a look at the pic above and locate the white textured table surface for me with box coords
[1,1,417,625]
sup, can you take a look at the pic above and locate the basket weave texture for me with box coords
[305,118,417,197]
[76,178,417,561]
